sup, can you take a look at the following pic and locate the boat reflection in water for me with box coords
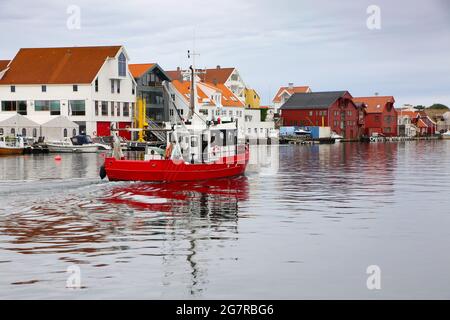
[1,175,249,297]
[99,177,249,295]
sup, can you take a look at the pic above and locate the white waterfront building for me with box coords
[0,46,136,140]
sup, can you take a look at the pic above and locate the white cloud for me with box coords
[0,0,449,106]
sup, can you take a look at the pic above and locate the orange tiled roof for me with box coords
[129,63,155,78]
[172,80,214,106]
[417,118,428,128]
[171,80,244,108]
[200,67,235,83]
[213,83,244,107]
[397,110,420,118]
[353,96,395,114]
[0,60,10,71]
[0,46,122,85]
[273,86,311,103]
[167,67,235,84]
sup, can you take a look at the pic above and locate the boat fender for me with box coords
[165,143,173,159]
[99,165,107,180]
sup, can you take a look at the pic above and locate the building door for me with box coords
[96,122,111,137]
[118,122,132,140]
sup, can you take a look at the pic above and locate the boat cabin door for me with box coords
[189,134,201,164]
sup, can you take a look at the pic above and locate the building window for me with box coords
[132,84,135,95]
[11,128,15,135]
[11,86,15,93]
[95,78,99,92]
[118,52,126,77]
[22,128,26,136]
[50,101,60,115]
[169,109,174,117]
[180,109,184,116]
[199,109,208,116]
[64,128,68,137]
[73,129,77,136]
[95,101,99,116]
[347,110,352,116]
[375,115,380,122]
[123,102,130,117]
[0,128,3,135]
[101,101,108,116]
[117,102,121,116]
[1,101,27,115]
[309,111,313,116]
[73,85,78,92]
[35,100,60,114]
[33,128,37,138]
[111,80,115,94]
[110,102,115,116]
[69,100,86,116]
[42,85,47,92]
[117,80,121,94]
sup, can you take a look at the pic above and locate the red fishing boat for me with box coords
[102,141,249,182]
[100,57,249,182]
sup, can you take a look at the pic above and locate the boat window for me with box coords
[190,136,199,148]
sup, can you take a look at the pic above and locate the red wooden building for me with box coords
[353,96,397,137]
[280,91,365,139]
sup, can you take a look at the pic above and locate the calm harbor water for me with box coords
[1,141,450,299]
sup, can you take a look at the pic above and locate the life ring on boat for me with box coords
[370,136,376,142]
[212,145,220,156]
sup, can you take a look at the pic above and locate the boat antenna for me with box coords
[188,50,199,120]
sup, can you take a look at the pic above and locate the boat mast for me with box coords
[188,49,199,121]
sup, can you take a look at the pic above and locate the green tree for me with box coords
[428,103,449,110]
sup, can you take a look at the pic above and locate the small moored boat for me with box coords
[47,135,98,153]
[0,135,25,155]
[442,130,450,140]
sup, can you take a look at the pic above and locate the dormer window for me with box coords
[118,52,126,77]
[42,85,47,92]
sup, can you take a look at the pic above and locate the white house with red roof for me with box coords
[167,66,248,103]
[0,46,136,139]
[165,72,275,140]
[272,83,311,113]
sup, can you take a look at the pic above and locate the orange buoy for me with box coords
[54,155,62,161]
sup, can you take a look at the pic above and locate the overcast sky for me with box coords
[0,0,449,106]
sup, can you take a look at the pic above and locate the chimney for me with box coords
[217,65,221,70]
[288,82,294,90]
[213,78,218,86]
[374,92,379,96]
[177,66,180,71]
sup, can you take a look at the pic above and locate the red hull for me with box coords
[104,149,249,182]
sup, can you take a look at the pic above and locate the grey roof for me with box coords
[280,91,349,110]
